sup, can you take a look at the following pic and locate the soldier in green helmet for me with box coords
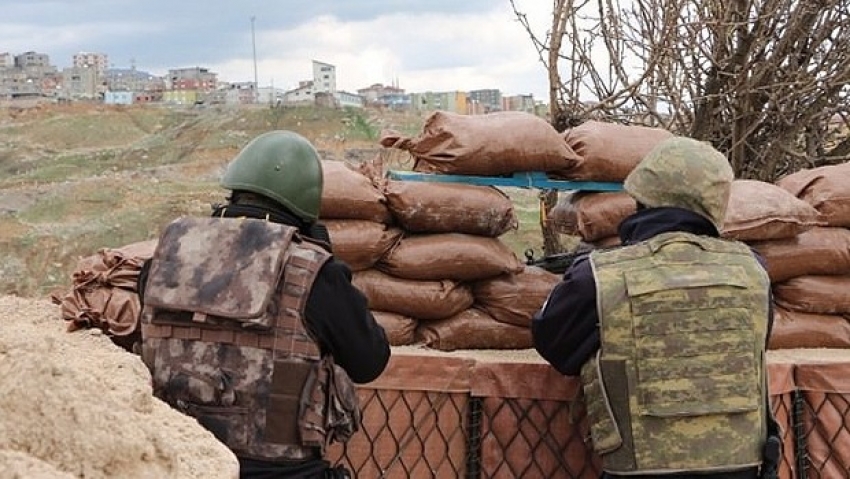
[137,130,390,479]
[533,136,780,479]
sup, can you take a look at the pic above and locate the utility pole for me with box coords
[251,16,259,103]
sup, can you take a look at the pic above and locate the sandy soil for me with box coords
[0,294,239,479]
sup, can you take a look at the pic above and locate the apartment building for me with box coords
[312,60,336,94]
[469,89,502,112]
[163,67,217,104]
[73,52,108,77]
[410,91,469,114]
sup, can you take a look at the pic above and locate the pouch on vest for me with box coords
[143,216,295,330]
[298,356,361,452]
[581,351,624,454]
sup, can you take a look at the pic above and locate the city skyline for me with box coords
[1,1,552,99]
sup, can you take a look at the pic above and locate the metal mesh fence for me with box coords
[329,389,469,478]
[798,389,850,478]
[327,360,848,479]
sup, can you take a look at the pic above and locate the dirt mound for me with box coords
[0,294,238,479]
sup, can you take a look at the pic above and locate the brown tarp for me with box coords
[380,111,581,176]
[383,180,518,237]
[777,162,850,227]
[415,308,533,351]
[722,179,825,241]
[324,220,402,272]
[320,160,393,223]
[773,274,850,314]
[561,120,674,182]
[472,266,561,327]
[377,233,524,282]
[750,226,850,283]
[352,269,473,321]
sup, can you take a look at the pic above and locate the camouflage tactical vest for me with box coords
[582,231,770,475]
[140,216,360,462]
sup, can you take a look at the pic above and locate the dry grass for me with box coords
[0,103,548,298]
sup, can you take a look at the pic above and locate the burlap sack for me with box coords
[383,180,518,237]
[768,305,850,349]
[777,162,850,227]
[561,120,674,181]
[572,191,636,242]
[472,266,561,327]
[324,220,403,272]
[353,269,473,321]
[750,227,850,283]
[774,274,850,315]
[371,310,418,346]
[380,111,580,176]
[377,233,524,282]
[320,160,393,223]
[415,308,533,351]
[722,179,824,241]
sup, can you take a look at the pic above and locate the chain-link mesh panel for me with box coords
[798,389,850,478]
[329,388,469,478]
[477,396,600,478]
[770,390,797,479]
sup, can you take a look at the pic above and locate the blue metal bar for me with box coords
[386,170,623,192]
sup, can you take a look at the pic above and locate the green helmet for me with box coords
[221,130,323,222]
[623,136,733,229]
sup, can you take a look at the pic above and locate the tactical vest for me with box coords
[581,231,770,475]
[140,216,360,462]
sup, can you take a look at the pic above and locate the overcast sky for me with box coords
[1,1,553,99]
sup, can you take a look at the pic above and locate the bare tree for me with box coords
[512,0,850,182]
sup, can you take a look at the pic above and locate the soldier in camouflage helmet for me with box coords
[137,130,390,479]
[533,137,779,479]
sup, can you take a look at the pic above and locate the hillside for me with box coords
[0,103,544,298]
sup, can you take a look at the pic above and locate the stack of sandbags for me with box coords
[752,162,850,349]
[357,180,539,351]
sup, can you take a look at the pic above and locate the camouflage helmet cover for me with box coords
[623,136,733,228]
[221,130,323,222]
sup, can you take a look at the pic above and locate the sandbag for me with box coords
[722,179,824,241]
[572,191,636,242]
[380,111,580,176]
[768,305,850,349]
[377,233,524,282]
[383,180,518,237]
[415,308,533,351]
[320,160,392,223]
[777,162,850,227]
[773,274,850,315]
[352,269,473,321]
[472,266,561,327]
[50,239,157,353]
[561,120,674,181]
[324,220,403,272]
[371,310,418,347]
[750,227,850,283]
